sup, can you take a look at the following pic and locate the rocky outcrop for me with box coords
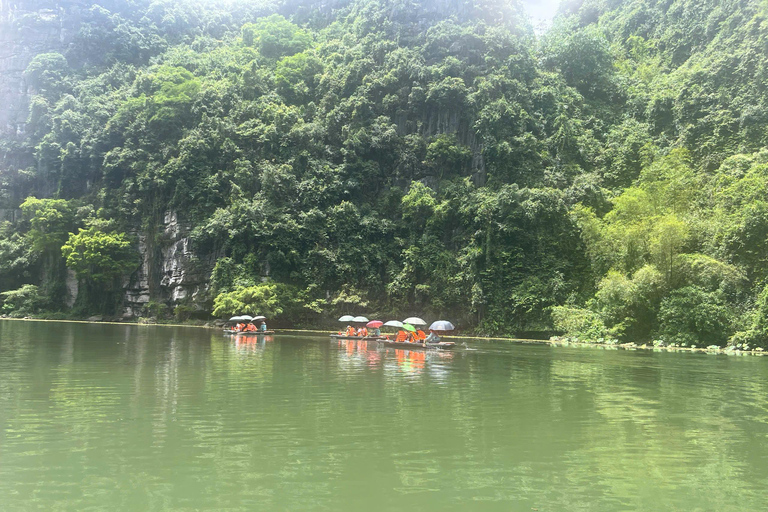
[64,268,77,307]
[123,211,215,319]
[0,1,88,137]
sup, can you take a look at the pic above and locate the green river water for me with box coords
[1,320,767,511]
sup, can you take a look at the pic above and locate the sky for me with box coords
[520,0,562,29]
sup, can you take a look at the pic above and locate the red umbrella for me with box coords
[366,320,383,328]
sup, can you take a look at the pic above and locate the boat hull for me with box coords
[330,334,386,341]
[223,330,275,335]
[381,341,455,350]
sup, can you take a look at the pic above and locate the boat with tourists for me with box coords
[333,316,457,349]
[223,314,272,335]
[224,329,275,335]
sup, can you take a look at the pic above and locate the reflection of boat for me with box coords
[223,329,275,335]
[330,334,386,341]
[395,348,426,370]
[382,340,455,350]
[235,334,268,350]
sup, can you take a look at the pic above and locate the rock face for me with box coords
[123,211,216,319]
[64,268,77,308]
[0,1,88,137]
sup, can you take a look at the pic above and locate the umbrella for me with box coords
[338,315,355,322]
[352,315,369,323]
[383,320,403,328]
[252,315,266,321]
[229,316,244,322]
[403,317,427,326]
[366,320,383,328]
[241,315,253,321]
[402,323,416,332]
[429,320,455,331]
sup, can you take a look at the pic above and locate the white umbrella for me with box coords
[403,317,427,326]
[383,320,403,328]
[252,315,266,321]
[229,316,244,322]
[241,315,253,321]
[429,320,455,331]
[338,315,355,322]
[352,316,369,323]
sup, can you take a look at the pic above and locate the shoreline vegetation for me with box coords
[3,1,768,350]
[2,316,765,356]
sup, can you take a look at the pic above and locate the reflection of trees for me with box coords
[1,326,768,510]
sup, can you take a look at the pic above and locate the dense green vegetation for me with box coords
[2,0,768,346]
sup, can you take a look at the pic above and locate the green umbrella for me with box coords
[402,323,416,332]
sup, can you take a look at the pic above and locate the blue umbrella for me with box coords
[429,320,455,331]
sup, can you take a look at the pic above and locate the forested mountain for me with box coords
[1,0,767,346]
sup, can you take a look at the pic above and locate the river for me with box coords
[1,320,767,511]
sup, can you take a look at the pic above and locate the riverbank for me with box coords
[2,316,766,356]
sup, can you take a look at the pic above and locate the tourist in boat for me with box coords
[246,322,257,332]
[425,330,441,343]
[259,321,267,332]
[416,329,426,341]
[395,330,408,342]
[407,331,418,343]
[357,326,368,337]
[372,326,381,337]
[346,325,356,336]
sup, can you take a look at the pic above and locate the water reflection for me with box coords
[233,334,271,352]
[1,322,768,511]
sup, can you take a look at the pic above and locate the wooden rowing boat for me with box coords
[223,330,275,335]
[330,334,386,341]
[381,340,456,350]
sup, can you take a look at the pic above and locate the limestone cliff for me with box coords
[123,211,216,319]
[0,1,88,137]
[0,2,216,317]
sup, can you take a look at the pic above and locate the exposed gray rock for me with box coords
[122,210,216,318]
[0,2,85,138]
[64,268,78,308]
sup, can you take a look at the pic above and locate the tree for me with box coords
[241,15,312,58]
[24,53,70,97]
[20,197,76,255]
[211,281,299,319]
[61,227,136,283]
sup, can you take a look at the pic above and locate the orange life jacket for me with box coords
[416,330,426,340]
[396,330,407,342]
